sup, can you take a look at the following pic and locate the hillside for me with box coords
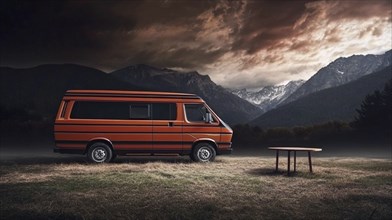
[0,64,261,125]
[0,64,139,121]
[250,66,392,128]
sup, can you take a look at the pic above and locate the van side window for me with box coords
[152,103,177,120]
[71,101,129,119]
[185,104,207,122]
[129,104,150,119]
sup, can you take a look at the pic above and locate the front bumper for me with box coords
[217,142,233,155]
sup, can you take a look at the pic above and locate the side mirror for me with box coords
[205,112,213,123]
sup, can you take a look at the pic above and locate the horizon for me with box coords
[1,48,391,92]
[1,0,391,90]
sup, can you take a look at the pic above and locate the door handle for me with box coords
[168,122,174,127]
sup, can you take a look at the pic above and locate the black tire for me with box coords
[87,142,113,163]
[191,142,216,162]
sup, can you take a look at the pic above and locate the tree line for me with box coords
[233,79,392,146]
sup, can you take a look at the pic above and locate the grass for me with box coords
[0,156,391,219]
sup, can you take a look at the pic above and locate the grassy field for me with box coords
[0,156,391,219]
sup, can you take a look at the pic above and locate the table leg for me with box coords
[288,151,291,175]
[294,151,297,172]
[275,150,279,172]
[308,151,313,173]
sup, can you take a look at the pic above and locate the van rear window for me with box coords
[70,101,176,120]
[71,101,130,119]
[130,104,150,119]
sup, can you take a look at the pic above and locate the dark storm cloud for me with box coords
[129,0,215,26]
[232,0,392,54]
[1,0,391,88]
[231,0,312,54]
[0,0,140,66]
[0,0,225,69]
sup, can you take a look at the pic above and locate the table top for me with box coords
[268,147,322,151]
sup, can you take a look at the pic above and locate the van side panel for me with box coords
[55,98,154,154]
[55,121,153,152]
[152,120,183,153]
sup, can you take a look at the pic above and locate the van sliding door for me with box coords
[118,103,153,153]
[96,102,153,153]
[152,103,182,154]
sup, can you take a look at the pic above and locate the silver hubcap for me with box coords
[92,147,107,162]
[197,146,212,161]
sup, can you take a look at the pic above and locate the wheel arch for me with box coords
[191,138,218,153]
[85,137,114,154]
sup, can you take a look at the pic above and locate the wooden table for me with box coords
[268,147,322,175]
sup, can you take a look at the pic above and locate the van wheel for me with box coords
[192,142,216,162]
[87,142,112,163]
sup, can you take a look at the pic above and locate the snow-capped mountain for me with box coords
[282,50,392,105]
[231,80,305,113]
[250,65,391,128]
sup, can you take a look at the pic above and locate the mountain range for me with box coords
[282,50,392,105]
[1,50,391,128]
[250,65,392,128]
[0,64,261,125]
[232,50,391,114]
[111,64,261,124]
[231,80,305,113]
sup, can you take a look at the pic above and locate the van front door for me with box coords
[182,103,221,153]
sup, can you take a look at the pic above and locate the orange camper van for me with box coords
[54,90,233,162]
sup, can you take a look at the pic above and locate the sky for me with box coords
[1,0,391,90]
